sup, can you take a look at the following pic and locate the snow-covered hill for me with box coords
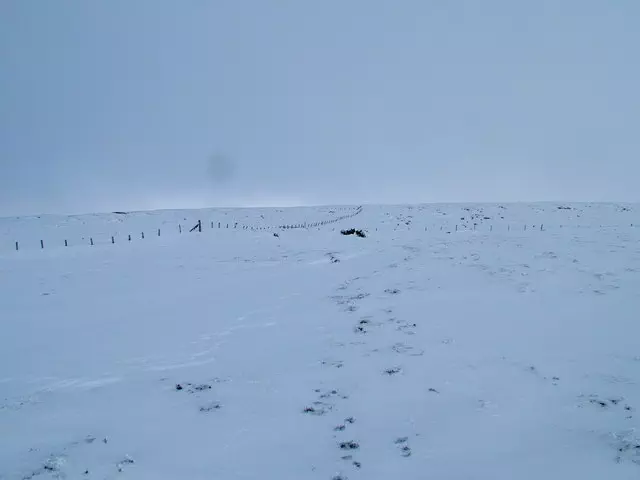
[1,202,640,479]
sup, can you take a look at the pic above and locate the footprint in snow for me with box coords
[175,382,212,393]
[391,342,424,357]
[115,455,136,473]
[384,366,403,376]
[395,321,417,335]
[610,430,640,466]
[321,360,344,369]
[303,403,332,416]
[581,394,632,416]
[339,441,360,451]
[200,401,222,413]
[334,417,356,431]
[303,389,347,416]
[395,437,412,457]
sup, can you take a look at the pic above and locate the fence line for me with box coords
[7,207,639,253]
[7,206,364,253]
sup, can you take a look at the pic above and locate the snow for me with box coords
[1,202,640,479]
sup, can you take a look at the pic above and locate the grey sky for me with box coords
[1,1,639,216]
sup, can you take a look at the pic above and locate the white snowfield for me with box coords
[1,202,639,480]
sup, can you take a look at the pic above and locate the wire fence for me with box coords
[6,206,364,253]
[4,205,639,253]
[393,222,639,233]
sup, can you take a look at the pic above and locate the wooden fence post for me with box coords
[198,220,202,233]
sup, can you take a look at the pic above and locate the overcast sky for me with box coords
[1,1,639,216]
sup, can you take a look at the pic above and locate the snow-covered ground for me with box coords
[1,202,640,479]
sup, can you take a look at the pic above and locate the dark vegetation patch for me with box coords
[341,228,366,238]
